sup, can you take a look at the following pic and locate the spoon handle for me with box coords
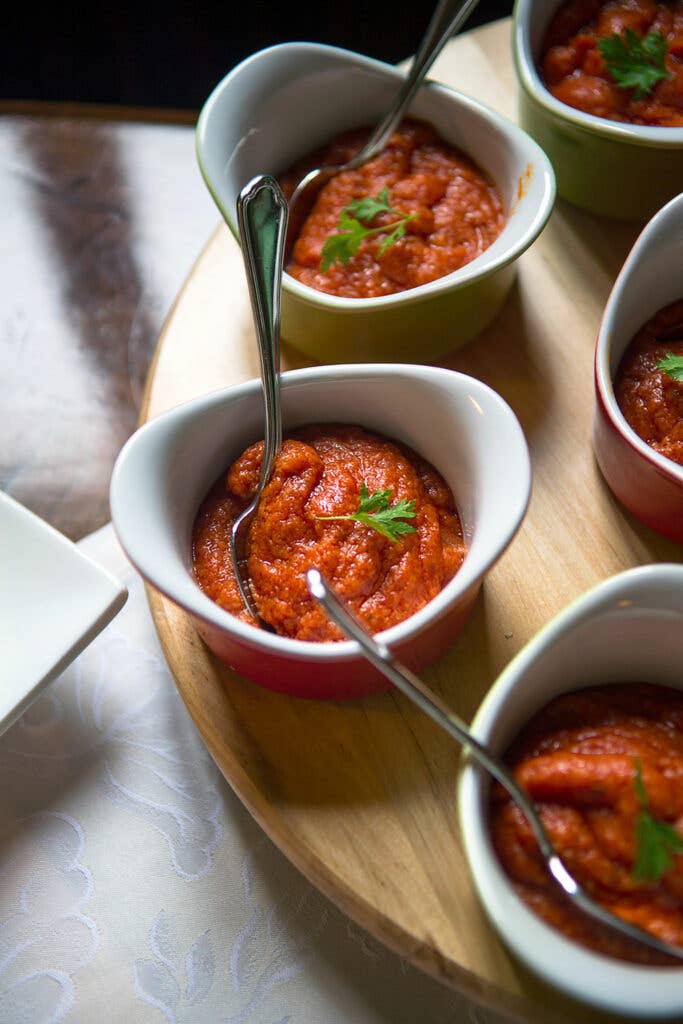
[356,0,481,162]
[305,569,551,857]
[237,175,288,485]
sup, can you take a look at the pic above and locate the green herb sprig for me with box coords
[315,482,417,542]
[632,758,683,882]
[320,188,415,272]
[598,30,670,100]
[657,353,683,382]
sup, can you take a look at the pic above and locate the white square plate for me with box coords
[0,491,127,735]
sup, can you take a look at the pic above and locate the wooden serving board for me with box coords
[140,20,682,1024]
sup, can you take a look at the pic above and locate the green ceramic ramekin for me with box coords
[196,43,555,364]
[513,0,683,222]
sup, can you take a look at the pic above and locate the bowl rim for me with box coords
[195,40,556,312]
[110,363,531,661]
[458,562,683,1016]
[594,193,683,489]
[512,0,683,148]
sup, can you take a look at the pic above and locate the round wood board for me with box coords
[140,20,682,1024]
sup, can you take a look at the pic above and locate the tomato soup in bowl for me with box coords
[458,563,683,1017]
[192,423,466,640]
[279,118,505,300]
[490,682,683,966]
[540,0,683,127]
[110,364,530,700]
[614,299,683,468]
[593,191,683,543]
[196,42,555,363]
[513,0,683,218]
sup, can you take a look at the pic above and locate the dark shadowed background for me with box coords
[6,1,514,110]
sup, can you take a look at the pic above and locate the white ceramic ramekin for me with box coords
[459,563,683,1018]
[513,0,683,220]
[196,42,555,363]
[110,363,530,699]
[1,491,127,735]
[593,191,683,543]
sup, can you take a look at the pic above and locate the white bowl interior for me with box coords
[596,192,683,482]
[196,43,555,304]
[460,564,683,1017]
[110,364,530,658]
[517,0,563,58]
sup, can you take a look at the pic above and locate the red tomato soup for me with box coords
[490,683,683,964]
[540,0,683,126]
[615,298,683,466]
[279,118,504,299]
[192,424,465,641]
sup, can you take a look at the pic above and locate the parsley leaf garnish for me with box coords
[320,187,415,272]
[315,482,417,542]
[632,758,683,882]
[345,189,395,222]
[658,353,683,382]
[598,30,670,100]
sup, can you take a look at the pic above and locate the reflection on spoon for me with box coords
[306,567,683,964]
[231,175,288,625]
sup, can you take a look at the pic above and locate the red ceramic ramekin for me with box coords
[110,364,531,699]
[593,193,683,545]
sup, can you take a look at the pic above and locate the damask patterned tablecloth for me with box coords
[0,525,509,1024]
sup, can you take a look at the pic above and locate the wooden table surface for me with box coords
[0,102,219,540]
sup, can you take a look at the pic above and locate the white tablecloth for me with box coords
[0,525,510,1024]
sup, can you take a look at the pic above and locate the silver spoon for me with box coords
[284,0,481,260]
[306,568,683,964]
[231,175,288,624]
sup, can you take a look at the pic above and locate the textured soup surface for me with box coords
[192,424,465,641]
[490,683,683,964]
[615,298,683,466]
[541,0,683,125]
[279,118,504,298]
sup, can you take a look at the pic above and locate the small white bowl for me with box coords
[110,363,530,700]
[1,491,127,735]
[196,42,555,363]
[459,563,683,1018]
[513,0,683,220]
[593,191,683,543]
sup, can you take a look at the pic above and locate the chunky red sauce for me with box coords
[490,683,683,964]
[279,119,504,299]
[541,0,683,125]
[615,298,683,466]
[192,424,465,641]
